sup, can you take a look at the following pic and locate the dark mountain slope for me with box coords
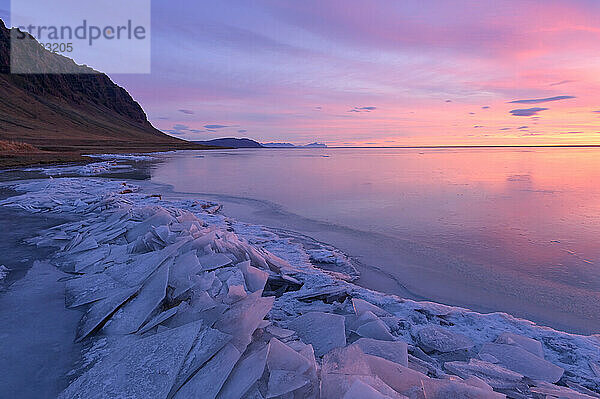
[0,19,203,153]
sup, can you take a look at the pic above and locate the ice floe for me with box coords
[2,176,600,398]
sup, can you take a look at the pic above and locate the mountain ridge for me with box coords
[0,18,206,155]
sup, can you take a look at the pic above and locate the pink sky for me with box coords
[110,0,600,146]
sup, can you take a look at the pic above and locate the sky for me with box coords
[4,0,600,146]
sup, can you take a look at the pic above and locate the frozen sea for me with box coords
[151,147,600,335]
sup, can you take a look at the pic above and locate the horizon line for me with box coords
[264,144,600,149]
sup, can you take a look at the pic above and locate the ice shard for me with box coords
[352,338,409,367]
[288,312,346,357]
[103,260,170,335]
[479,342,564,383]
[60,321,202,399]
[217,345,268,399]
[173,343,241,399]
[414,325,474,353]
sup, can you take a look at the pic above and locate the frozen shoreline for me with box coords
[0,168,599,397]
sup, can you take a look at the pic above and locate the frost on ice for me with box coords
[1,177,600,398]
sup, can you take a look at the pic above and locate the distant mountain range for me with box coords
[0,19,204,154]
[262,142,327,148]
[193,138,264,148]
[192,138,329,149]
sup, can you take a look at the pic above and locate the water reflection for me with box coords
[151,147,600,333]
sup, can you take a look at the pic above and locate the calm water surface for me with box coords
[151,148,600,334]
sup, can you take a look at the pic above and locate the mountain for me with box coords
[303,142,327,148]
[0,19,203,154]
[193,138,264,148]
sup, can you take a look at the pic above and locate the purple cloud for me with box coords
[178,109,195,114]
[349,106,377,113]
[204,124,230,129]
[509,96,575,104]
[510,107,548,117]
[549,80,574,86]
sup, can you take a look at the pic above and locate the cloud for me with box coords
[510,107,548,117]
[518,126,528,129]
[349,106,377,113]
[203,124,230,129]
[445,100,452,103]
[549,80,574,87]
[164,124,191,135]
[315,106,322,110]
[473,125,483,128]
[481,106,490,109]
[500,127,511,131]
[238,129,248,133]
[509,95,575,104]
[593,110,600,113]
[178,109,195,114]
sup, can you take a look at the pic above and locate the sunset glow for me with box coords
[99,0,600,146]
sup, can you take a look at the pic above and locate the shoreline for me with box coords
[146,180,600,336]
[1,160,599,397]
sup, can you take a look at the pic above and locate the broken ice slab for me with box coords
[265,325,296,339]
[103,260,170,335]
[107,240,187,287]
[71,245,111,273]
[352,298,390,317]
[165,301,228,329]
[93,226,127,244]
[237,260,269,292]
[495,332,544,358]
[76,287,139,342]
[65,273,126,308]
[356,318,395,341]
[60,320,202,399]
[173,343,241,399]
[68,235,99,254]
[421,378,506,399]
[414,325,474,353]
[352,338,409,367]
[224,284,247,304]
[267,370,311,398]
[364,354,430,395]
[217,345,268,399]
[137,304,181,335]
[169,324,232,398]
[125,208,174,242]
[530,381,598,399]
[590,361,600,378]
[169,250,202,299]
[444,359,526,390]
[479,342,564,383]
[198,253,234,271]
[288,312,347,357]
[322,345,372,376]
[320,374,404,399]
[214,290,275,352]
[267,338,313,375]
[462,376,494,392]
[343,380,401,399]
